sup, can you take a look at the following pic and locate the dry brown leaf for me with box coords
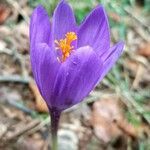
[0,123,7,139]
[138,43,150,57]
[116,119,139,138]
[143,68,150,83]
[132,64,146,89]
[0,4,11,24]
[17,137,45,150]
[91,98,122,143]
[91,98,138,143]
[109,12,121,22]
[125,59,139,75]
[29,81,48,113]
[13,22,29,54]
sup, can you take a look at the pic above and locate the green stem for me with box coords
[51,135,57,150]
[50,107,61,150]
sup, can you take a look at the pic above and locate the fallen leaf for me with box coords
[0,123,7,139]
[143,68,150,83]
[125,59,139,75]
[115,119,139,138]
[29,81,48,113]
[91,98,122,143]
[138,43,150,57]
[0,4,11,24]
[17,137,45,150]
[132,64,146,89]
[0,40,6,50]
[109,12,121,22]
[0,26,11,38]
[13,22,29,54]
[91,98,138,143]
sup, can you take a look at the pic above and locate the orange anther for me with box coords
[55,32,77,62]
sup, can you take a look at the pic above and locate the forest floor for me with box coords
[0,0,149,149]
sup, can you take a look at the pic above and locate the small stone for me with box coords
[0,123,7,138]
[58,129,78,150]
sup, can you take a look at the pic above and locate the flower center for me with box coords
[55,32,77,62]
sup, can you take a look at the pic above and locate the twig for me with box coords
[131,26,150,42]
[123,7,150,33]
[6,0,29,24]
[26,117,50,135]
[4,120,40,141]
[0,48,29,77]
[132,64,145,89]
[118,89,150,124]
[0,75,30,84]
[7,99,36,116]
[0,48,12,55]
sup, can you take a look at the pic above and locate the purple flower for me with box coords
[30,0,124,111]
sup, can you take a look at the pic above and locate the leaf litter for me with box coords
[0,0,150,149]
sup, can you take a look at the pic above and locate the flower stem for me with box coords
[50,107,61,150]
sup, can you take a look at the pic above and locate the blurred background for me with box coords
[0,0,149,149]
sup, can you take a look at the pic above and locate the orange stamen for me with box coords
[55,32,77,62]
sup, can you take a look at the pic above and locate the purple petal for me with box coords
[98,42,124,82]
[52,0,77,41]
[51,46,103,110]
[77,6,110,56]
[30,43,60,104]
[30,5,51,50]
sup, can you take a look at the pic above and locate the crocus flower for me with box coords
[30,0,124,111]
[30,0,124,149]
